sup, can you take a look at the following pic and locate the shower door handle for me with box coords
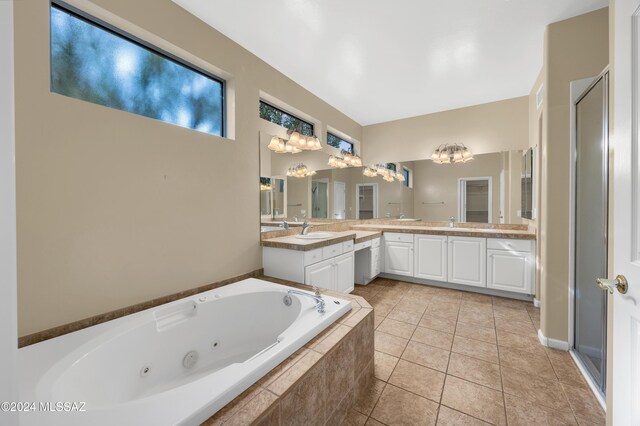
[596,275,629,294]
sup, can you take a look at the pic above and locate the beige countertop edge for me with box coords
[354,231,383,244]
[352,226,536,241]
[261,230,382,251]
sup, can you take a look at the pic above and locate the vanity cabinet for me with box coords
[383,233,414,277]
[414,235,448,282]
[305,252,354,293]
[486,238,533,294]
[355,238,382,285]
[447,236,486,287]
[263,241,354,293]
[379,231,534,296]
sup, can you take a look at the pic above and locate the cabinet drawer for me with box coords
[371,237,381,248]
[322,243,344,260]
[354,240,372,252]
[304,248,323,266]
[343,240,355,252]
[384,232,413,243]
[487,238,533,253]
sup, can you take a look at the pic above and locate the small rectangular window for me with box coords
[50,2,225,136]
[403,167,411,188]
[386,163,397,172]
[259,100,314,136]
[326,132,354,154]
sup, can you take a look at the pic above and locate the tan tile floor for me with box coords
[344,278,606,426]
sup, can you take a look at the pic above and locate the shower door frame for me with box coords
[568,70,609,406]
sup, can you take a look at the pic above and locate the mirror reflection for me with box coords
[260,131,529,228]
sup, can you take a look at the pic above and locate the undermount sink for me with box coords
[395,218,422,222]
[294,232,334,240]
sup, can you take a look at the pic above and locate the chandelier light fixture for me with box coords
[328,150,362,169]
[431,143,474,164]
[286,163,316,178]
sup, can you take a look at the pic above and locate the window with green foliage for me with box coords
[403,167,411,188]
[326,132,354,154]
[259,101,314,136]
[50,2,225,136]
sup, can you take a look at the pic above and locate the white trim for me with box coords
[355,183,379,219]
[536,84,544,110]
[569,350,607,410]
[568,76,600,352]
[533,298,541,308]
[537,329,571,351]
[0,0,18,420]
[457,176,493,223]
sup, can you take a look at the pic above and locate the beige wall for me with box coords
[15,0,362,336]
[412,154,502,222]
[362,97,530,165]
[539,7,609,342]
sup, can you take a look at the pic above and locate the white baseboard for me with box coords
[533,298,541,308]
[537,329,570,351]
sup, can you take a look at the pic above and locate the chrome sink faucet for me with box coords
[286,287,325,313]
[301,222,312,235]
[449,216,455,228]
[282,221,289,230]
[399,213,406,219]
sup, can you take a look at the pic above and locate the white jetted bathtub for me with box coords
[18,278,351,425]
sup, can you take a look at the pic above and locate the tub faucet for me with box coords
[449,216,455,228]
[301,222,312,235]
[287,287,325,314]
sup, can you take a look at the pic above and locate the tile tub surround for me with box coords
[351,278,605,426]
[203,280,375,425]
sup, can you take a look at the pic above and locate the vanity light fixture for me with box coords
[364,164,401,182]
[286,131,322,151]
[287,163,316,178]
[363,167,378,177]
[328,149,362,169]
[431,143,474,164]
[267,136,301,154]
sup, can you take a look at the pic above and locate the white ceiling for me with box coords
[172,0,607,125]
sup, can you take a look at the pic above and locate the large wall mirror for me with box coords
[260,131,534,229]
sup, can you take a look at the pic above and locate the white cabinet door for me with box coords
[384,241,413,277]
[447,236,486,287]
[304,258,335,291]
[414,235,448,282]
[487,249,531,294]
[335,252,355,293]
[370,247,381,277]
